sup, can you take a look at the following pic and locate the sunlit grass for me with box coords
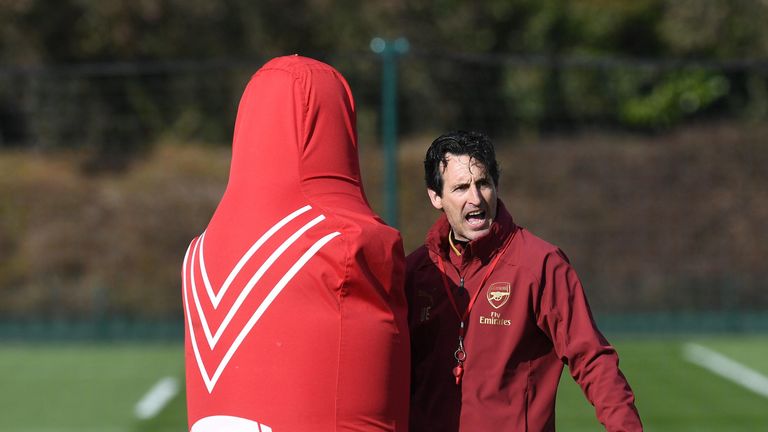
[2,336,767,432]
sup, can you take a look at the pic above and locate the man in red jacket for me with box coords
[182,56,409,431]
[407,130,642,431]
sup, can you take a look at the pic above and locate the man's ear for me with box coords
[427,188,443,211]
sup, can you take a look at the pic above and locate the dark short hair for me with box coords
[424,130,499,196]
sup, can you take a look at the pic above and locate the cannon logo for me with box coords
[486,282,510,309]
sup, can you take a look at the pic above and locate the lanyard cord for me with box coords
[437,252,502,329]
[436,232,515,384]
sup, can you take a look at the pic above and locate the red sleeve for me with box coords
[535,250,643,432]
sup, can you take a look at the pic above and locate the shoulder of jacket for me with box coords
[506,228,571,278]
[514,227,561,256]
[406,245,430,266]
[333,213,402,244]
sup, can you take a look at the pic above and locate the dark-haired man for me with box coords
[406,130,642,431]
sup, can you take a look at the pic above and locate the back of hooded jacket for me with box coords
[182,55,409,432]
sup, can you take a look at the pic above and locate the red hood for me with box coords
[206,55,372,264]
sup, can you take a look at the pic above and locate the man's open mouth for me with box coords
[465,210,486,226]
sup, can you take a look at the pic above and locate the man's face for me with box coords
[427,153,498,242]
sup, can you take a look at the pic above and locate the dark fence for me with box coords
[2,311,768,342]
[3,51,768,150]
[1,52,767,337]
[0,318,183,342]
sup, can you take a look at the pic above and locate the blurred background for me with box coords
[1,1,767,431]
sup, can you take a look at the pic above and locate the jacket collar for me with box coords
[425,199,517,266]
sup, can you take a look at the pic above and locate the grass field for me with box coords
[556,335,768,431]
[1,336,766,431]
[0,343,185,432]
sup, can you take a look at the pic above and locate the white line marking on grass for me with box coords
[683,342,768,398]
[134,376,180,420]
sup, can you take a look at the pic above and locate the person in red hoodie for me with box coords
[407,130,642,431]
[182,55,410,432]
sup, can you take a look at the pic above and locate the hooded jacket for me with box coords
[406,200,641,431]
[182,56,409,432]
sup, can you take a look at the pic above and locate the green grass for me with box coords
[556,336,768,431]
[0,343,184,432]
[1,336,767,431]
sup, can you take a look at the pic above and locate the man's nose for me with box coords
[467,184,482,204]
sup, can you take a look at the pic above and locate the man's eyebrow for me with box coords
[449,179,470,188]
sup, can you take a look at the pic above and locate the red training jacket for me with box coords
[182,56,410,432]
[406,200,641,431]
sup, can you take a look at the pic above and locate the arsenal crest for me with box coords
[486,282,511,309]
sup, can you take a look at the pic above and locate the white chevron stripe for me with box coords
[189,238,216,347]
[183,238,211,395]
[198,205,312,308]
[205,231,341,393]
[183,211,342,393]
[193,214,326,349]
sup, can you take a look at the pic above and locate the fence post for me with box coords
[371,37,409,228]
